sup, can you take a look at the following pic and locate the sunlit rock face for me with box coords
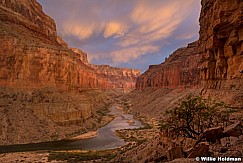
[136,41,200,90]
[0,0,57,40]
[0,0,140,91]
[199,0,243,107]
[0,0,140,145]
[135,0,242,107]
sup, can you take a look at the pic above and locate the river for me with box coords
[0,104,143,153]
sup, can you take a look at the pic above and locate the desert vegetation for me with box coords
[159,94,233,140]
[48,150,117,162]
[155,94,243,161]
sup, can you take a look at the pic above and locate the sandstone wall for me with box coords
[0,87,120,145]
[199,0,243,107]
[0,0,140,91]
[199,0,242,82]
[135,0,242,107]
[70,48,140,90]
[136,42,200,90]
[0,0,140,145]
[0,0,56,39]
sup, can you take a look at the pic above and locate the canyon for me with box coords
[0,0,140,145]
[136,41,200,90]
[0,0,140,90]
[0,0,242,162]
[119,0,243,162]
[130,0,243,119]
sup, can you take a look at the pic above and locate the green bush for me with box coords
[159,94,230,140]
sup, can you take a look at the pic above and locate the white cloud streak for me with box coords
[38,0,200,66]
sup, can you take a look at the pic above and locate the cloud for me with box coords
[104,22,128,38]
[131,1,178,33]
[62,21,95,40]
[118,0,195,46]
[38,0,201,70]
[111,45,160,63]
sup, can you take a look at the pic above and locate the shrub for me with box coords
[159,94,230,140]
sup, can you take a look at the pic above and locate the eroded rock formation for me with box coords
[0,0,139,145]
[127,1,243,161]
[199,0,243,107]
[0,0,140,91]
[136,42,200,90]
[134,0,242,107]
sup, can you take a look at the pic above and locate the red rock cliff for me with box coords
[0,0,140,145]
[136,42,200,90]
[0,0,57,40]
[135,0,242,107]
[0,0,140,91]
[200,0,242,83]
[199,0,243,106]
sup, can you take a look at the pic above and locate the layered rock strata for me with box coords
[199,0,243,107]
[0,0,140,91]
[123,0,243,162]
[135,0,242,107]
[0,87,120,145]
[0,0,139,145]
[136,41,200,90]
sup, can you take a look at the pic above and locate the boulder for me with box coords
[187,142,210,158]
[220,136,238,147]
[223,121,242,137]
[167,146,184,161]
[220,147,228,153]
[203,127,224,143]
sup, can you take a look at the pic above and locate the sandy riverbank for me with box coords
[68,131,98,141]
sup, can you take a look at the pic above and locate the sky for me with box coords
[38,0,201,72]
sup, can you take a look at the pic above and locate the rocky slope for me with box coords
[0,0,139,145]
[0,87,122,145]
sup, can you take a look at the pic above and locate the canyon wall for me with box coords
[125,1,243,161]
[136,41,200,90]
[135,0,242,106]
[0,0,140,91]
[199,0,243,107]
[130,41,201,117]
[0,87,121,145]
[131,0,242,118]
[0,0,139,145]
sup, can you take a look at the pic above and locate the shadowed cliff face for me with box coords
[199,0,243,107]
[120,1,242,161]
[200,0,243,81]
